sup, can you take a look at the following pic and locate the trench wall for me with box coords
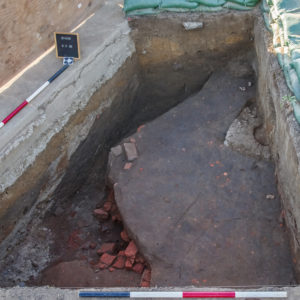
[255,16,300,280]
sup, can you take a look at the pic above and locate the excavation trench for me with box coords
[0,10,299,288]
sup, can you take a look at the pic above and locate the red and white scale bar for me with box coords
[79,291,288,298]
[0,64,69,129]
[132,292,287,298]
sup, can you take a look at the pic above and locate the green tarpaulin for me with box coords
[124,0,260,14]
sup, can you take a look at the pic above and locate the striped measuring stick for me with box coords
[79,291,287,298]
[0,64,69,129]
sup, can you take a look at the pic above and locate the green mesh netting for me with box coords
[124,0,260,14]
[262,0,300,124]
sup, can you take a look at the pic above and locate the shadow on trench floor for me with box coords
[16,67,297,288]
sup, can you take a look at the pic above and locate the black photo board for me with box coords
[54,32,80,59]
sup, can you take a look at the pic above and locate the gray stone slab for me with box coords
[109,70,295,287]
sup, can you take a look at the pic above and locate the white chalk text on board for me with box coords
[54,32,80,59]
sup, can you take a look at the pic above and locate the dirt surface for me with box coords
[109,69,296,286]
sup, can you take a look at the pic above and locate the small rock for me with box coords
[120,230,130,242]
[133,263,144,274]
[248,81,252,87]
[182,21,203,30]
[124,143,138,162]
[239,86,246,91]
[111,145,123,157]
[113,256,126,269]
[124,162,133,170]
[94,209,109,220]
[100,253,116,266]
[97,243,116,255]
[103,201,112,212]
[266,194,275,199]
[130,138,136,143]
[125,241,138,258]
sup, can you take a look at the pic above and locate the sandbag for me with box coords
[194,4,223,11]
[126,8,158,15]
[272,0,300,13]
[289,68,300,100]
[292,59,300,83]
[227,0,258,7]
[160,0,198,8]
[292,101,300,124]
[124,0,160,12]
[189,0,225,6]
[223,2,252,10]
[261,0,270,12]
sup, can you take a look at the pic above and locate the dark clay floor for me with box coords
[109,69,296,287]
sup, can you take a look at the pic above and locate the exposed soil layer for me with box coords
[109,69,296,286]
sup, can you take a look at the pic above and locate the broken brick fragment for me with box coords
[113,256,126,269]
[125,258,133,270]
[100,253,116,266]
[97,243,116,255]
[120,230,130,242]
[118,250,125,256]
[141,268,151,282]
[133,263,144,274]
[103,201,112,212]
[140,280,150,287]
[109,267,115,272]
[125,241,138,258]
[94,209,109,220]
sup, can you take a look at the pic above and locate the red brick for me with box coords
[125,258,133,270]
[135,254,145,264]
[112,256,126,269]
[125,241,138,258]
[133,263,144,274]
[100,253,116,266]
[140,280,150,287]
[120,230,130,242]
[141,269,151,282]
[97,243,116,255]
[109,267,115,272]
[94,209,109,220]
[118,250,125,256]
[103,201,112,212]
